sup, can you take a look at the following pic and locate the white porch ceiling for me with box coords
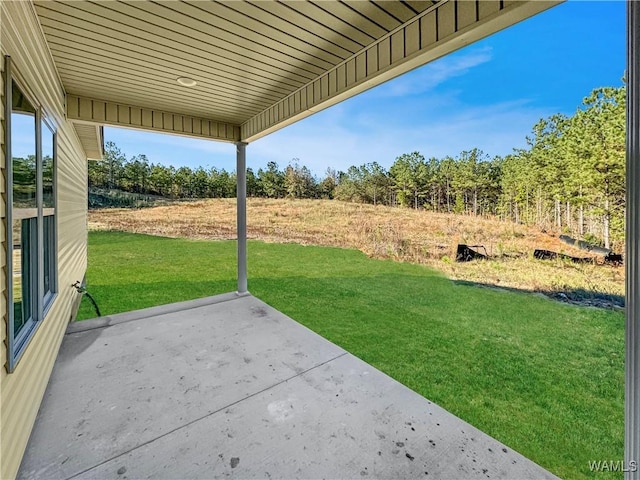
[32,0,561,145]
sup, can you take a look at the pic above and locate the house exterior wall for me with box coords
[1,2,89,478]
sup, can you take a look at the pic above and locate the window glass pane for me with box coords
[12,113,36,209]
[13,218,36,335]
[11,81,37,338]
[42,120,56,306]
[43,215,55,300]
[42,121,54,210]
[12,219,24,332]
[12,81,35,114]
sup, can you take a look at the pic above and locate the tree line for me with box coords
[89,144,337,201]
[88,85,625,250]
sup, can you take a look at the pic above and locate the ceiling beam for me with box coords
[66,94,241,143]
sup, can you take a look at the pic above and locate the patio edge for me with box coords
[67,291,245,334]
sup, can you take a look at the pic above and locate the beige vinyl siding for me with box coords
[1,2,88,479]
[0,42,6,471]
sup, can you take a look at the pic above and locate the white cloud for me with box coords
[250,95,549,177]
[371,47,493,98]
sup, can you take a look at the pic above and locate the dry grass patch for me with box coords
[89,198,624,307]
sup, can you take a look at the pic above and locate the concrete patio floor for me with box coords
[18,293,558,479]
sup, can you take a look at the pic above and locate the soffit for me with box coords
[34,1,434,125]
[32,1,561,143]
[73,123,104,160]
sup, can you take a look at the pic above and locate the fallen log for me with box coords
[533,249,594,264]
[559,234,611,256]
[558,235,623,265]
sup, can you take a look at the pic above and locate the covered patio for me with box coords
[5,0,640,478]
[19,293,557,479]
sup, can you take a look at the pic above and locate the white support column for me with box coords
[627,2,640,478]
[236,142,248,295]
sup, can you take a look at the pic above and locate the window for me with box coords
[5,56,57,372]
[42,115,57,308]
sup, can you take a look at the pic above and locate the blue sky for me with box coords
[105,1,626,177]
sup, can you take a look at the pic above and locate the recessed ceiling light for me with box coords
[176,77,197,87]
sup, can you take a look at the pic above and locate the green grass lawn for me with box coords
[79,231,624,480]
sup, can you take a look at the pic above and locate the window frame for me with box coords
[5,56,58,373]
[41,116,58,314]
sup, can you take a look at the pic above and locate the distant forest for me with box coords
[88,86,625,250]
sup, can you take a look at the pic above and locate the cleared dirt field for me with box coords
[89,198,624,308]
